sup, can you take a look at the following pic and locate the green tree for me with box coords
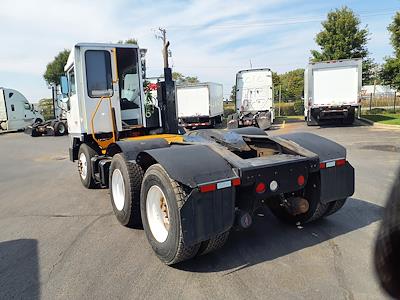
[117,38,138,45]
[381,12,400,90]
[43,49,70,86]
[311,6,373,83]
[171,72,200,84]
[278,69,304,101]
[37,98,54,120]
[229,85,236,102]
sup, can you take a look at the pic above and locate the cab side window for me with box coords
[24,102,30,110]
[85,50,113,98]
[68,68,76,96]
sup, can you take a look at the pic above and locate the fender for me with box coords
[278,132,354,203]
[106,138,170,160]
[278,132,346,162]
[142,144,237,245]
[143,144,237,188]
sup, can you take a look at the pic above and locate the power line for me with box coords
[166,9,397,31]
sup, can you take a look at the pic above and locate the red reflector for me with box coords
[231,178,241,186]
[297,175,305,186]
[255,182,266,194]
[199,184,216,193]
[319,162,326,169]
[336,159,346,167]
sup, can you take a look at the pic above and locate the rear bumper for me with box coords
[311,106,356,120]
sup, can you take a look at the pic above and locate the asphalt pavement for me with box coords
[0,121,399,299]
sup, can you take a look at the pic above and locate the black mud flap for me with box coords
[320,163,355,203]
[180,188,235,246]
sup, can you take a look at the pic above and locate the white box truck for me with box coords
[227,68,274,130]
[304,58,362,125]
[0,88,44,132]
[176,82,223,128]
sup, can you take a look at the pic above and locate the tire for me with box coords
[324,198,347,217]
[34,118,43,124]
[197,230,229,256]
[109,154,144,228]
[77,144,97,189]
[54,121,67,136]
[140,164,200,265]
[268,173,329,225]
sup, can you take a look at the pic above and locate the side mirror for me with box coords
[60,76,69,95]
[31,104,35,111]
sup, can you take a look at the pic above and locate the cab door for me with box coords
[80,46,122,134]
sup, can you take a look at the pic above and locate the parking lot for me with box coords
[1,121,399,299]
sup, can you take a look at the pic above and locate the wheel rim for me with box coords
[78,152,87,180]
[112,169,125,211]
[146,185,170,243]
[58,123,65,134]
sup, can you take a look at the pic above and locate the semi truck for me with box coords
[176,82,223,128]
[25,84,69,137]
[227,68,274,130]
[0,88,44,132]
[63,42,354,265]
[304,58,362,125]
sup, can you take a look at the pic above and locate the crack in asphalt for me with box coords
[43,212,113,286]
[329,240,354,300]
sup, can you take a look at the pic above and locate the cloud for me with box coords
[0,0,396,100]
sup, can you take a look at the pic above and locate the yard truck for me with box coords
[25,85,69,137]
[176,82,223,128]
[304,58,362,125]
[64,42,354,265]
[0,88,44,132]
[227,68,274,130]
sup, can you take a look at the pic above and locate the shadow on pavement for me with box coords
[0,239,40,299]
[178,198,382,273]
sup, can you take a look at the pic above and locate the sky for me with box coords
[0,0,398,102]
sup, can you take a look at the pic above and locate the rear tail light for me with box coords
[255,182,266,194]
[320,159,346,169]
[297,175,305,186]
[231,178,241,186]
[335,159,346,167]
[199,183,216,193]
[199,178,241,193]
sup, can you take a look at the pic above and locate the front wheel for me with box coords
[77,144,97,189]
[140,164,200,265]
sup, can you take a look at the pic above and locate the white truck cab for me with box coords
[227,68,274,130]
[63,43,153,137]
[0,88,44,131]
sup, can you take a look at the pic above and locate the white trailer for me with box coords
[227,68,274,130]
[176,82,223,128]
[0,88,44,132]
[304,58,362,125]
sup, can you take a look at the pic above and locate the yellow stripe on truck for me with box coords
[124,134,184,144]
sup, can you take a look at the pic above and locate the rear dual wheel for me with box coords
[140,164,200,265]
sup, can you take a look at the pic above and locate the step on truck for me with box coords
[304,58,362,125]
[228,68,274,130]
[0,88,44,132]
[64,42,354,265]
[176,82,223,128]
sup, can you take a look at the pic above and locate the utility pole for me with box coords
[156,27,170,69]
[278,84,282,117]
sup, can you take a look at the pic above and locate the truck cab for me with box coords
[228,68,274,130]
[0,88,44,131]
